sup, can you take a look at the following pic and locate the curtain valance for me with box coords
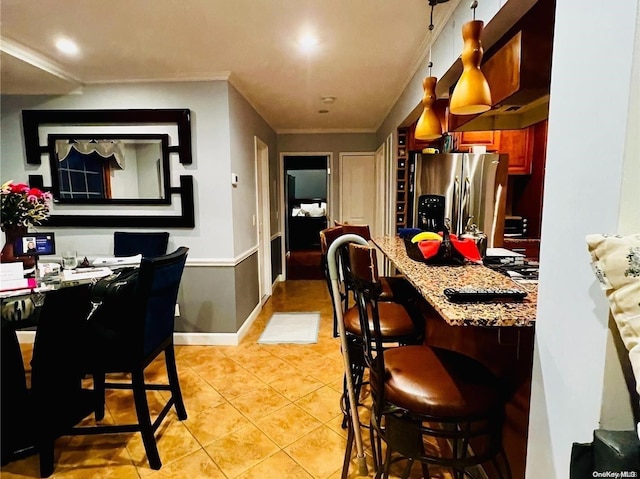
[55,140,125,169]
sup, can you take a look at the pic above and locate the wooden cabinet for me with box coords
[453,129,533,175]
[500,128,533,175]
[453,131,500,152]
[503,238,540,261]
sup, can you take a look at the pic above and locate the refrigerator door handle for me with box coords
[452,175,460,233]
[461,176,471,233]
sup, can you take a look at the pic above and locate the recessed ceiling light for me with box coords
[298,34,318,53]
[55,37,79,56]
[321,96,336,104]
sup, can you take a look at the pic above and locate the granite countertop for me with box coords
[372,236,537,327]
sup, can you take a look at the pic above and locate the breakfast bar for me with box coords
[372,236,537,327]
[373,235,538,479]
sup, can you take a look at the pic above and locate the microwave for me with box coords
[504,216,527,237]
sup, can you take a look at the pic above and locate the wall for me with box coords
[228,83,279,257]
[525,1,639,478]
[1,80,279,339]
[278,133,377,223]
[288,170,327,199]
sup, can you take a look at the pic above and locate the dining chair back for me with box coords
[34,246,189,477]
[113,231,170,258]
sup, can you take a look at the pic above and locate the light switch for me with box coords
[231,173,239,186]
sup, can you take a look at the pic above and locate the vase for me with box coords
[1,225,36,268]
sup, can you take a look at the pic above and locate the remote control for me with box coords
[443,287,528,302]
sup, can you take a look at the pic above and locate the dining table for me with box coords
[372,236,539,479]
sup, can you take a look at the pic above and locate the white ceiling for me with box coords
[0,0,459,133]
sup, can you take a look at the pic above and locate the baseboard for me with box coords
[17,297,268,347]
[174,296,265,346]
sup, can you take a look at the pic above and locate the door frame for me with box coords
[255,136,272,300]
[338,151,376,227]
[279,151,332,280]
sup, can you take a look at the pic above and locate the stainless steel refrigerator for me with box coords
[411,153,508,247]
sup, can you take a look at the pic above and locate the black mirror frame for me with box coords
[22,109,195,228]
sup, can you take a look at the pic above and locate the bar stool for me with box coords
[348,242,512,479]
[320,225,418,337]
[323,232,428,478]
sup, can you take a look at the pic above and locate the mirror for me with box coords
[48,134,170,205]
[22,109,195,228]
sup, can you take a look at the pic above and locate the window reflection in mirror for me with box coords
[48,134,170,204]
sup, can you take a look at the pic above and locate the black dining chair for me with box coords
[34,246,189,477]
[113,231,170,258]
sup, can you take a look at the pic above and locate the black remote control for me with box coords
[443,287,528,302]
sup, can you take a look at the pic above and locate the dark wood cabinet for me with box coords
[500,129,533,175]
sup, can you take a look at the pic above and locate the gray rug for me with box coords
[258,312,320,344]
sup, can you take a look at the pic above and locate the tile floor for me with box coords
[1,280,451,479]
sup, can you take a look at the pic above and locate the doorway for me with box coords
[282,154,329,280]
[255,137,271,302]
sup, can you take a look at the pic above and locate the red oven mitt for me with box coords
[416,239,442,260]
[449,234,483,263]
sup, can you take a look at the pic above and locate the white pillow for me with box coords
[586,233,640,395]
[299,203,316,212]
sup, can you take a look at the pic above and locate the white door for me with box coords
[255,137,271,302]
[339,153,376,227]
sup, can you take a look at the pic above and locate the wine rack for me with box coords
[396,128,408,231]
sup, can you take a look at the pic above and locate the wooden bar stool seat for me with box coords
[343,302,417,340]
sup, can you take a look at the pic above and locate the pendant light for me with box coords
[450,1,492,115]
[414,62,442,141]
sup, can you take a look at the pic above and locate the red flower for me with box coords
[9,183,29,194]
[28,187,44,198]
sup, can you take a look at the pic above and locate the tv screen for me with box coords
[13,233,56,256]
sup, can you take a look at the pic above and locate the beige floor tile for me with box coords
[284,425,347,479]
[174,367,226,416]
[295,385,343,423]
[254,403,323,447]
[204,423,279,478]
[229,384,290,420]
[128,418,201,473]
[184,401,251,446]
[205,367,264,400]
[55,465,141,479]
[241,355,293,383]
[141,449,226,479]
[234,450,314,479]
[268,370,324,401]
[175,344,228,367]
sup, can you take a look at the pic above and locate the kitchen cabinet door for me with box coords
[500,128,533,175]
[453,131,500,152]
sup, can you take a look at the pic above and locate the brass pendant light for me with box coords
[450,1,492,115]
[414,62,442,141]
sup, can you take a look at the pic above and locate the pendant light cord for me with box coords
[429,3,436,30]
[470,0,478,20]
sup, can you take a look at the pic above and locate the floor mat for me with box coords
[258,312,320,344]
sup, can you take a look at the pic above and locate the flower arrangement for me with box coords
[1,180,52,230]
